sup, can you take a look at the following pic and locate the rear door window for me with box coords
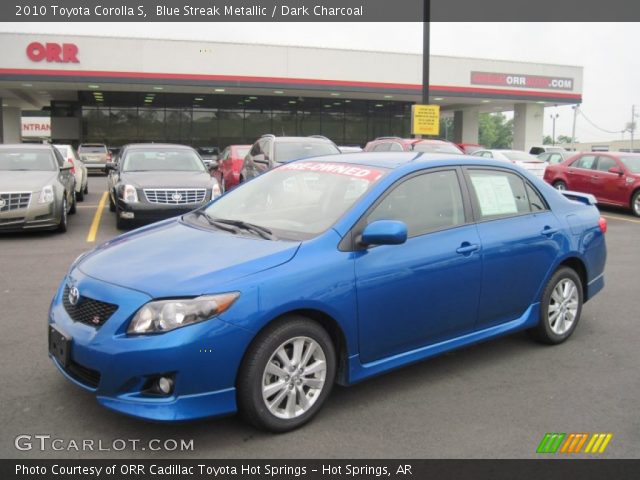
[573,155,597,170]
[467,169,531,220]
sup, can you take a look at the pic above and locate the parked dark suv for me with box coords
[240,135,340,182]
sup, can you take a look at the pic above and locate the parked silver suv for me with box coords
[78,143,111,174]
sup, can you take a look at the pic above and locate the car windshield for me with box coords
[78,144,106,153]
[275,142,340,163]
[620,156,640,173]
[195,161,388,240]
[501,151,542,162]
[122,149,206,172]
[412,143,464,154]
[0,149,56,171]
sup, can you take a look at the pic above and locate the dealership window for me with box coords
[245,108,272,142]
[138,108,166,143]
[165,108,192,144]
[321,108,345,145]
[192,109,218,147]
[272,108,297,137]
[297,109,322,137]
[82,107,109,143]
[218,109,245,148]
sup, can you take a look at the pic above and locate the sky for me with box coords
[2,22,639,143]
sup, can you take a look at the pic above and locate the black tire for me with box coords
[84,183,89,195]
[553,180,567,191]
[221,176,226,193]
[237,316,336,432]
[56,198,68,233]
[631,190,640,217]
[68,192,77,214]
[76,189,84,202]
[529,267,583,345]
[109,192,116,212]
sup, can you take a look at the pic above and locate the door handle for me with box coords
[541,226,559,237]
[456,242,480,255]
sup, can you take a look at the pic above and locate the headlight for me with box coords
[212,178,222,198]
[121,184,138,203]
[38,185,54,204]
[127,292,240,335]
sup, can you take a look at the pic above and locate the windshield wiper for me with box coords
[212,218,276,240]
[190,212,276,240]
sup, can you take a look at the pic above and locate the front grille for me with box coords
[66,359,101,388]
[62,285,118,328]
[0,192,31,212]
[144,188,207,205]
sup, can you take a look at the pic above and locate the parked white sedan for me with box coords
[54,145,88,201]
[473,149,548,179]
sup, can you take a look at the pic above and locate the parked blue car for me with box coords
[48,153,607,431]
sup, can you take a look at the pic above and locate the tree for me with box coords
[479,113,513,149]
[439,117,454,141]
[543,135,553,145]
[556,135,577,144]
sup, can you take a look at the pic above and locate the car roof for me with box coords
[297,152,516,171]
[123,143,195,150]
[0,143,53,150]
[271,136,336,144]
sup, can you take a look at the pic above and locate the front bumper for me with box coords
[84,163,107,174]
[48,269,253,421]
[116,195,210,224]
[0,200,60,231]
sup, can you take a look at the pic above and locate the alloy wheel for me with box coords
[548,278,579,335]
[261,336,327,420]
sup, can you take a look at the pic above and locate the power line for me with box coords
[577,109,625,135]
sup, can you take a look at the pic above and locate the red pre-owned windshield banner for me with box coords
[278,162,385,182]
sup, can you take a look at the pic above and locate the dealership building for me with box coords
[0,32,583,150]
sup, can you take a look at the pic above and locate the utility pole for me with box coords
[571,105,579,151]
[422,0,430,106]
[631,105,637,152]
[550,113,560,146]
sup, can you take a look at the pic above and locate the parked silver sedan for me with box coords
[0,144,76,233]
[474,149,548,179]
[54,144,89,201]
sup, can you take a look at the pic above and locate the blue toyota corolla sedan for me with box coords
[48,153,606,432]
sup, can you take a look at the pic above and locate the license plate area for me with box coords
[49,325,71,368]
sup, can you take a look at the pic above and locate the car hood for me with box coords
[119,171,212,189]
[77,218,301,298]
[0,171,57,192]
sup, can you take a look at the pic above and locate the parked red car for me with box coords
[457,143,484,154]
[212,144,251,192]
[364,137,464,154]
[544,152,640,216]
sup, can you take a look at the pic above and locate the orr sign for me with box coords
[26,42,79,63]
[471,72,573,91]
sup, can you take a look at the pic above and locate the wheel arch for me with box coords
[238,308,350,387]
[557,256,588,301]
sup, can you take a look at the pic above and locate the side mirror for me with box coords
[360,220,408,247]
[253,154,268,165]
[608,166,623,175]
[60,162,73,171]
[105,162,117,171]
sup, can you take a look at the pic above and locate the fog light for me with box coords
[157,377,173,394]
[119,211,135,219]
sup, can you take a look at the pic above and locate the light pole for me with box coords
[630,105,638,152]
[550,113,560,146]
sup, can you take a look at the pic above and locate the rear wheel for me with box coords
[237,316,336,432]
[553,180,567,191]
[76,188,84,202]
[69,192,77,214]
[109,192,116,212]
[631,190,640,217]
[57,198,68,233]
[84,182,89,194]
[529,267,583,345]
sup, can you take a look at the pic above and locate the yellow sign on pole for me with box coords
[411,104,440,136]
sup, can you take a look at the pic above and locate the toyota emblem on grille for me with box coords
[172,193,183,201]
[0,199,5,208]
[68,286,80,306]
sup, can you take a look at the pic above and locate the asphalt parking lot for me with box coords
[1,175,638,459]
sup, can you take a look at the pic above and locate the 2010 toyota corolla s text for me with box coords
[48,153,607,432]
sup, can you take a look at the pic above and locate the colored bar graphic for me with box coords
[538,433,613,454]
[537,433,566,453]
